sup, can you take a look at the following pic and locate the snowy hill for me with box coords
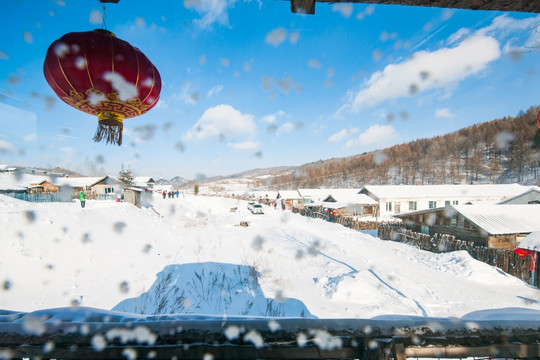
[1,194,540,320]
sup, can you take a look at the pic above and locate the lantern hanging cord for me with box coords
[97,0,108,30]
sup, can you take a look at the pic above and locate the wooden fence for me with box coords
[378,224,535,286]
[292,206,398,230]
[0,191,72,203]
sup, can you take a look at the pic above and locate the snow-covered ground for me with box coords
[1,193,540,320]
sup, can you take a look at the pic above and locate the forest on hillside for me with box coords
[266,106,540,189]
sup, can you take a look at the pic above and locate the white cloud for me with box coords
[265,27,287,47]
[277,122,294,136]
[435,108,454,118]
[262,110,285,124]
[172,84,199,105]
[346,124,396,148]
[328,128,359,143]
[184,0,231,29]
[450,14,540,53]
[24,132,37,142]
[60,146,76,159]
[479,14,540,38]
[447,28,471,45]
[350,34,501,111]
[227,141,260,151]
[207,85,224,97]
[183,104,255,140]
[0,140,16,153]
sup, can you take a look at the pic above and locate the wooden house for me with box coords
[124,187,142,208]
[28,180,59,194]
[395,204,540,250]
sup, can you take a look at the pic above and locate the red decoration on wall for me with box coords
[43,29,161,145]
[514,248,533,258]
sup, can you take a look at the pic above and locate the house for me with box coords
[0,173,73,202]
[133,177,156,191]
[54,176,119,200]
[498,187,540,204]
[297,188,334,204]
[250,191,278,205]
[320,189,378,217]
[0,165,16,173]
[297,189,378,217]
[395,204,540,250]
[28,180,59,194]
[276,190,303,210]
[359,184,531,218]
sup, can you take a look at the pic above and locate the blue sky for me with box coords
[1,0,539,180]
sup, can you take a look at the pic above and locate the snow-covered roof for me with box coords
[54,176,109,188]
[133,177,155,188]
[518,231,540,251]
[361,184,530,200]
[298,188,335,201]
[0,165,17,172]
[277,190,301,199]
[326,191,378,205]
[452,204,540,235]
[498,187,540,204]
[322,202,347,209]
[0,172,49,191]
[250,190,278,199]
[298,188,377,205]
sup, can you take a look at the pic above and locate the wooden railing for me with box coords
[1,307,539,359]
[378,224,536,287]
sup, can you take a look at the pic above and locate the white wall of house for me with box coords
[91,184,120,199]
[379,197,462,217]
[364,184,531,218]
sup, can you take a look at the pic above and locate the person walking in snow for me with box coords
[162,190,166,199]
[79,191,85,208]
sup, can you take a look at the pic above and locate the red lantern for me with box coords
[43,29,161,145]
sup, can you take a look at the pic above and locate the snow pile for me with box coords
[1,193,540,320]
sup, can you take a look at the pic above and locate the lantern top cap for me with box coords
[93,28,117,38]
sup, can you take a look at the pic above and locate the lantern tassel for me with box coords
[93,112,124,145]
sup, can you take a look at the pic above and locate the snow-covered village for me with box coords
[3,0,540,358]
[1,163,540,358]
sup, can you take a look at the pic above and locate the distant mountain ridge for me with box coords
[192,106,540,190]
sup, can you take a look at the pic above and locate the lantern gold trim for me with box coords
[93,111,125,145]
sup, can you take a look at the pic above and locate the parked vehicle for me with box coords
[251,204,264,214]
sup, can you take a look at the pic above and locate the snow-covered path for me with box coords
[1,193,540,320]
